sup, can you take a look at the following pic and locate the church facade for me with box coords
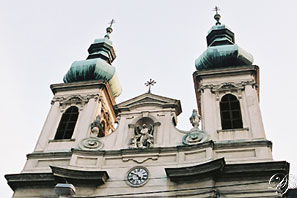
[5,12,289,198]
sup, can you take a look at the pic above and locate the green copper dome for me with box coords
[63,25,122,98]
[195,13,253,71]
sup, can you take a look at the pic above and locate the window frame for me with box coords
[220,94,243,130]
[54,106,79,140]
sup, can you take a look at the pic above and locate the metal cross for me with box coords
[213,6,220,14]
[145,79,156,93]
[109,19,115,28]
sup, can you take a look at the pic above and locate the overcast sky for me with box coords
[1,0,297,196]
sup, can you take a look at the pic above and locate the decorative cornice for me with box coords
[50,80,116,107]
[194,65,259,79]
[51,80,106,94]
[51,94,100,112]
[165,158,225,182]
[221,161,289,178]
[115,93,182,116]
[165,158,289,182]
[198,80,256,93]
[5,173,56,191]
[26,139,270,159]
[50,166,109,186]
[198,80,256,101]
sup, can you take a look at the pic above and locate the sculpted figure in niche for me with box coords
[130,121,154,149]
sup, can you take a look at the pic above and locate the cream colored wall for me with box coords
[27,86,114,161]
[18,77,275,198]
[101,105,184,150]
[18,142,274,197]
[199,73,266,142]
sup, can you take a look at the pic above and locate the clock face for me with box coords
[126,166,149,187]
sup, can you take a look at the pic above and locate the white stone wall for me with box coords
[197,68,267,142]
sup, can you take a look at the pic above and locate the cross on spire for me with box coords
[213,6,220,14]
[213,6,221,25]
[109,19,115,28]
[105,19,115,39]
[145,79,156,93]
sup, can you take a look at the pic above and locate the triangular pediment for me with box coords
[115,93,182,115]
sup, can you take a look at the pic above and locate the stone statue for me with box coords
[182,109,209,145]
[129,123,154,148]
[189,109,200,128]
[90,115,103,137]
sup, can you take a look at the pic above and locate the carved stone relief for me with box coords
[198,81,256,101]
[129,118,160,149]
[78,137,104,151]
[182,130,209,145]
[51,94,100,112]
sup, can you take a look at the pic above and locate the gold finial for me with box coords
[145,79,156,93]
[105,19,115,39]
[213,6,221,25]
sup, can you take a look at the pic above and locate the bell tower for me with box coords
[31,22,122,154]
[193,9,266,142]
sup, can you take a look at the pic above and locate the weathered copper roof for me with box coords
[195,19,253,71]
[63,32,122,98]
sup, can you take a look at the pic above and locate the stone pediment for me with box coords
[115,93,182,115]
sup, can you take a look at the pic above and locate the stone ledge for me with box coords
[27,151,72,159]
[50,80,106,94]
[165,158,225,182]
[193,65,259,79]
[50,166,109,186]
[50,80,115,106]
[214,139,272,149]
[5,167,109,191]
[27,140,270,159]
[165,158,289,182]
[5,173,56,191]
[48,138,76,143]
[217,128,249,133]
[221,160,289,178]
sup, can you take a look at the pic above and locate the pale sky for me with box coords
[1,0,297,197]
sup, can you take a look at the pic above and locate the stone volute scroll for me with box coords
[182,109,209,145]
[129,117,160,149]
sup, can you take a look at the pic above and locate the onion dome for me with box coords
[63,20,122,98]
[195,8,254,71]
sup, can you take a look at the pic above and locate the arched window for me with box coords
[220,94,243,130]
[54,106,79,140]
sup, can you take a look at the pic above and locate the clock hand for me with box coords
[130,172,141,180]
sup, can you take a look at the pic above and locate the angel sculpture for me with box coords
[130,124,154,148]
